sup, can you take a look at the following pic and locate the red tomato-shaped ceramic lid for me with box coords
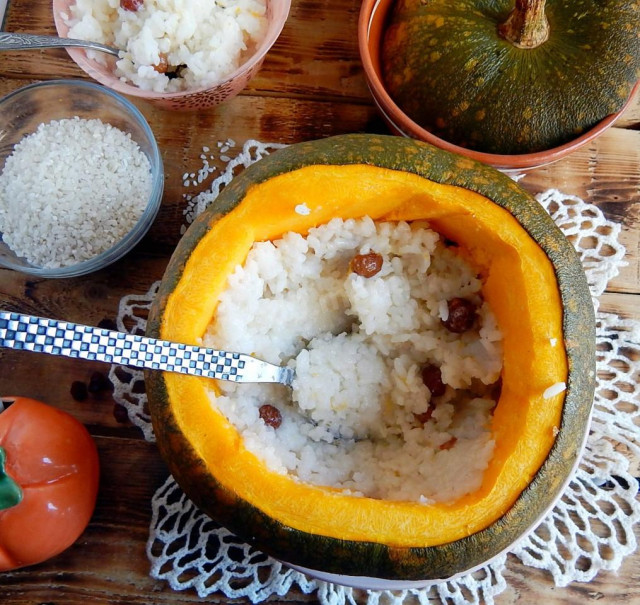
[0,397,100,571]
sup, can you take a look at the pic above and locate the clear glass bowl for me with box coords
[0,79,164,278]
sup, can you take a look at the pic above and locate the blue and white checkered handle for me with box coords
[0,311,294,386]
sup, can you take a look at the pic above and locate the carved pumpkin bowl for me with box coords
[359,0,640,171]
[145,134,596,588]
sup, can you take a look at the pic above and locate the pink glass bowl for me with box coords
[53,0,291,111]
[358,0,639,171]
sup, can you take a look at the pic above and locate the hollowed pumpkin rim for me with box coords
[146,134,595,580]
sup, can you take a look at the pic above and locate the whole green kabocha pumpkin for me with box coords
[381,0,640,155]
[145,134,596,582]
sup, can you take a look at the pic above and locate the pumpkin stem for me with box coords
[498,0,549,49]
[0,447,22,511]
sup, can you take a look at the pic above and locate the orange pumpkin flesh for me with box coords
[159,164,566,547]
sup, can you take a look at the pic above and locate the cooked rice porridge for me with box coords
[204,217,503,503]
[65,0,268,92]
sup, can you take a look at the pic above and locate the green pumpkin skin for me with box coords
[382,0,640,154]
[146,134,596,581]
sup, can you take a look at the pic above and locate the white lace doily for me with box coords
[110,140,640,605]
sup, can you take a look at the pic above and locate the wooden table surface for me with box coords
[1,1,639,603]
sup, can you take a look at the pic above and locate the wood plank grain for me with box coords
[0,436,315,604]
[0,279,635,435]
[0,81,636,296]
[1,0,638,602]
[598,292,640,321]
[0,249,165,429]
[0,79,636,292]
[500,550,640,605]
[3,0,639,119]
[0,435,636,605]
[617,88,640,128]
[519,127,640,296]
[0,0,370,102]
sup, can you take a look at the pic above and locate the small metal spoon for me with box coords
[0,32,120,57]
[0,311,294,387]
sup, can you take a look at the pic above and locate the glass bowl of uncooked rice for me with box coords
[0,79,163,278]
[53,0,291,110]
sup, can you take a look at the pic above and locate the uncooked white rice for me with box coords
[204,217,503,503]
[0,117,151,268]
[65,0,268,92]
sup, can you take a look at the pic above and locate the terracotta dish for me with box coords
[358,0,639,171]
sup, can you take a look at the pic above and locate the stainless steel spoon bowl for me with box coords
[0,32,120,57]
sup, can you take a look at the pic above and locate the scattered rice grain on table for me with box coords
[204,217,503,503]
[0,117,151,268]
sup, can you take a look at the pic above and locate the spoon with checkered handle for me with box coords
[0,311,294,386]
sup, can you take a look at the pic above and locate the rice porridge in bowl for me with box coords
[54,0,291,109]
[205,217,502,503]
